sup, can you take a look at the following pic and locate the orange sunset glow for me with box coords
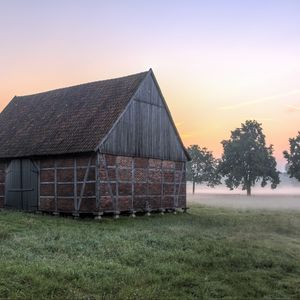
[1,0,300,171]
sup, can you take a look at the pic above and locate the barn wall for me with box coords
[99,154,186,213]
[100,74,188,162]
[38,153,186,214]
[39,154,97,213]
[0,161,5,208]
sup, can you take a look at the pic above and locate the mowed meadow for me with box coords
[0,203,300,299]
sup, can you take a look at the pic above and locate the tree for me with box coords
[283,132,300,181]
[218,120,280,196]
[186,145,221,194]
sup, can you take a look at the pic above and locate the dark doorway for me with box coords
[5,159,38,211]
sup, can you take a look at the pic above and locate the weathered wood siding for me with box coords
[99,74,187,162]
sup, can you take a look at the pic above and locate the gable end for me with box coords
[98,70,189,161]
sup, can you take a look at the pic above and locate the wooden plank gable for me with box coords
[99,71,188,161]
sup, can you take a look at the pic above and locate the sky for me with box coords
[1,0,300,171]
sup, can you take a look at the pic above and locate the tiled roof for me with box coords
[0,71,148,158]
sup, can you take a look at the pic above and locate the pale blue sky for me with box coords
[1,0,300,170]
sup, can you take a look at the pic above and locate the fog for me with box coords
[187,174,300,211]
[187,173,300,195]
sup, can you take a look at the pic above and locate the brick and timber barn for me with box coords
[0,69,189,217]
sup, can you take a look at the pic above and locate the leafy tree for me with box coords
[218,120,280,196]
[283,132,300,181]
[186,145,221,194]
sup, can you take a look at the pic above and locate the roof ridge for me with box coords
[16,70,149,99]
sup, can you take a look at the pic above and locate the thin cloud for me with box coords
[286,104,300,112]
[219,89,300,111]
[175,122,184,127]
[181,132,198,138]
[219,99,263,111]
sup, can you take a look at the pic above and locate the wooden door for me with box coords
[5,159,38,211]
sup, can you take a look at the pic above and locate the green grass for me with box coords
[0,206,300,299]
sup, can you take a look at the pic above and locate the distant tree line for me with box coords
[187,120,300,196]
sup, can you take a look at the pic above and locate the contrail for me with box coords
[219,89,300,110]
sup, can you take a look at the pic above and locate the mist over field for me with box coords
[187,173,300,195]
[187,173,300,211]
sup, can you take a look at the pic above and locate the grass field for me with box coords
[0,205,300,299]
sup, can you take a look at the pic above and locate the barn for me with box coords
[0,69,189,218]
